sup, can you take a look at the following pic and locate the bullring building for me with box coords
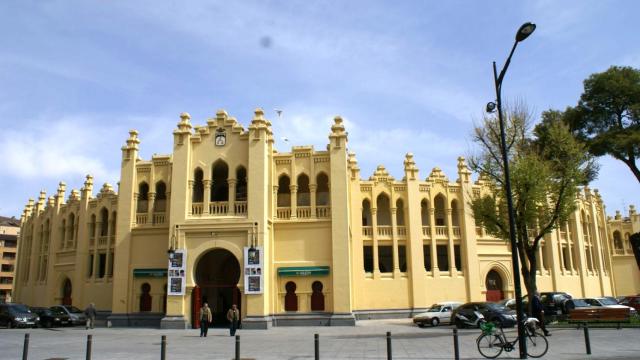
[14,109,618,328]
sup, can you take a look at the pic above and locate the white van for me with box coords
[413,302,463,327]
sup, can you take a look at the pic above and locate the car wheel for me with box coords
[455,319,465,329]
[430,318,440,327]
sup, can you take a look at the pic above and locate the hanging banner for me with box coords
[244,246,264,294]
[167,249,187,296]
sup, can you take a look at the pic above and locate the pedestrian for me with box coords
[200,302,212,337]
[532,292,550,336]
[226,304,240,336]
[84,303,97,330]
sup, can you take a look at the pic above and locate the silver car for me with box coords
[413,302,462,327]
[51,305,87,326]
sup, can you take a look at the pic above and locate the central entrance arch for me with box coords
[194,248,241,327]
[485,269,504,302]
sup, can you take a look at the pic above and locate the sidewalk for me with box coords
[1,319,638,359]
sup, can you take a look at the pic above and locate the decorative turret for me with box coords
[615,210,622,220]
[98,183,116,198]
[630,205,636,216]
[369,165,394,183]
[348,152,360,180]
[36,190,46,213]
[81,174,94,200]
[69,189,80,202]
[24,198,34,219]
[121,130,140,161]
[404,153,419,180]
[55,182,66,207]
[47,196,54,208]
[457,156,472,183]
[248,108,273,143]
[329,116,348,148]
[427,167,448,184]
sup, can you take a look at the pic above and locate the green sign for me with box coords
[133,268,167,278]
[277,266,330,277]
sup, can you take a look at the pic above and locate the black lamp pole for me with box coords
[489,22,536,359]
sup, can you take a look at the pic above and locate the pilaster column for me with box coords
[446,208,455,276]
[309,184,317,218]
[565,222,574,272]
[429,207,438,277]
[92,221,100,280]
[133,192,139,216]
[187,181,194,215]
[290,184,298,219]
[391,207,400,275]
[371,208,379,278]
[147,192,156,221]
[203,179,212,215]
[228,178,237,215]
[273,186,279,218]
[106,216,113,278]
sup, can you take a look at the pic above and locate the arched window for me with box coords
[110,212,117,238]
[100,208,109,236]
[316,173,330,206]
[62,278,72,305]
[277,175,291,207]
[68,213,75,243]
[236,166,247,202]
[310,281,325,311]
[192,169,204,202]
[137,182,149,212]
[284,281,298,311]
[361,199,372,226]
[297,174,310,206]
[376,193,391,225]
[434,194,446,226]
[155,181,167,212]
[395,199,405,226]
[211,160,229,201]
[60,219,67,249]
[613,231,623,250]
[451,200,460,226]
[140,283,152,312]
[421,199,430,226]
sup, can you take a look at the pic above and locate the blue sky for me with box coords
[1,1,639,218]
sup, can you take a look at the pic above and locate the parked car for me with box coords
[583,297,638,316]
[0,303,39,328]
[31,307,71,328]
[451,302,517,329]
[564,298,592,313]
[619,296,640,312]
[413,302,462,327]
[539,292,572,315]
[50,305,86,326]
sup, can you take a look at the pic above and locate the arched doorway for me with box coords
[194,248,241,327]
[62,278,72,305]
[485,270,504,302]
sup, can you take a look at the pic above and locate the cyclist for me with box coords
[532,291,551,336]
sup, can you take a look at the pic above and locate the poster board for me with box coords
[244,246,263,294]
[167,249,186,296]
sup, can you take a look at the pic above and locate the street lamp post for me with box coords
[487,22,536,359]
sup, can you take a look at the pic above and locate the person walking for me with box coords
[200,302,212,337]
[532,292,550,336]
[84,303,97,330]
[226,304,240,336]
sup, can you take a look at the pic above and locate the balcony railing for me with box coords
[98,236,108,246]
[276,208,291,219]
[192,203,204,215]
[452,226,461,238]
[136,213,148,225]
[316,206,331,218]
[614,248,625,255]
[435,226,447,237]
[377,226,392,238]
[396,226,407,237]
[209,202,228,215]
[419,226,429,237]
[235,201,247,215]
[89,236,95,247]
[153,213,166,225]
[362,226,373,237]
[560,231,568,241]
[297,206,312,219]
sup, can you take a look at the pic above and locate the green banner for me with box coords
[133,268,167,278]
[277,266,330,277]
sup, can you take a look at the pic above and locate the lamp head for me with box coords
[486,102,497,113]
[167,247,175,260]
[516,22,536,42]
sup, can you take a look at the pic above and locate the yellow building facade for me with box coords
[14,109,624,328]
[608,206,640,296]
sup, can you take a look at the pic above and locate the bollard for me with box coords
[314,333,319,360]
[161,335,166,360]
[583,323,591,355]
[235,335,240,360]
[86,334,92,360]
[22,333,29,360]
[453,329,460,360]
[386,331,392,360]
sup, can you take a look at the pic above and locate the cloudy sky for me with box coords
[1,1,639,218]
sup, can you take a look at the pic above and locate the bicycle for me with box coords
[476,318,548,358]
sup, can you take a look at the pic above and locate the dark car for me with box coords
[451,302,517,329]
[563,298,591,312]
[50,305,87,326]
[0,303,39,328]
[619,296,640,312]
[539,292,572,315]
[31,307,71,328]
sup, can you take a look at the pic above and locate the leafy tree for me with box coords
[564,66,640,183]
[469,103,598,307]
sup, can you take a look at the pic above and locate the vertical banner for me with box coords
[244,246,264,294]
[167,249,187,296]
